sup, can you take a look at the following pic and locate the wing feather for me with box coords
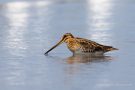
[76,37,104,52]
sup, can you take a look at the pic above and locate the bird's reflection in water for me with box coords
[45,54,114,76]
[45,54,113,64]
[66,54,113,64]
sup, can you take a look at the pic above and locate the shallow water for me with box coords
[0,0,135,90]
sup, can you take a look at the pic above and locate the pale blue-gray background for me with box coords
[0,0,135,90]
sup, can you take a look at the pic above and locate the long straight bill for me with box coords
[44,39,64,55]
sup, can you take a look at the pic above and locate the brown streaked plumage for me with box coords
[45,33,118,55]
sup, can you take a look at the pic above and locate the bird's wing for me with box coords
[75,37,104,52]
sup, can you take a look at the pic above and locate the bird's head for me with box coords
[61,33,74,42]
[44,33,74,55]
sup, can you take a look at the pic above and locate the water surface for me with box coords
[0,0,135,90]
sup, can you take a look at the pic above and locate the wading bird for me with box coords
[45,33,118,55]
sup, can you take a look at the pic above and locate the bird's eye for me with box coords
[63,35,67,38]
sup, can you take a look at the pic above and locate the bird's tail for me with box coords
[104,46,118,52]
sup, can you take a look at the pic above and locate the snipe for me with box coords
[45,33,118,55]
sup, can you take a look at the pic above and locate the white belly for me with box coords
[74,50,104,56]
